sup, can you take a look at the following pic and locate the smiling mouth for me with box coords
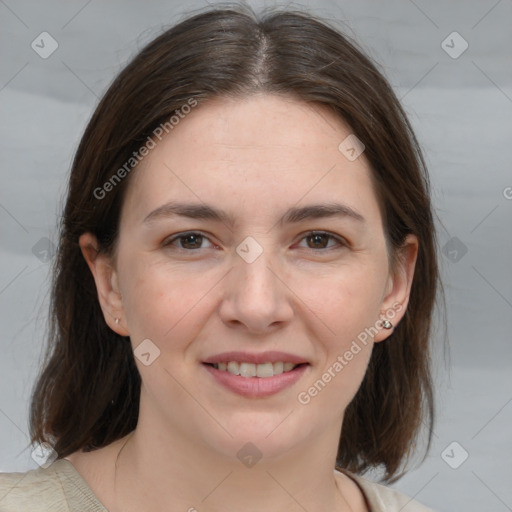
[203,361,308,378]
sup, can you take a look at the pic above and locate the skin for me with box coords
[73,93,418,512]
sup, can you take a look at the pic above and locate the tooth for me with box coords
[283,362,295,372]
[219,361,300,377]
[256,362,274,378]
[239,362,256,377]
[272,361,284,375]
[227,361,240,375]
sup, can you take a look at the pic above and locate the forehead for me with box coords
[122,94,382,228]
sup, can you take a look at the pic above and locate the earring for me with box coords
[381,319,393,329]
[115,317,120,325]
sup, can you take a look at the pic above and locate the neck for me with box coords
[110,403,352,512]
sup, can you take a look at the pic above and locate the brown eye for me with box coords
[298,231,345,251]
[164,232,213,250]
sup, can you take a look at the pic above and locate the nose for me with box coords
[218,241,294,334]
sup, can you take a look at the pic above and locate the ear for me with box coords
[79,232,129,336]
[374,234,418,342]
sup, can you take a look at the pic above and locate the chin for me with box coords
[202,413,312,462]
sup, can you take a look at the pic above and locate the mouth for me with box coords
[201,360,310,398]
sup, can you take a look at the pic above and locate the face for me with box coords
[81,93,417,463]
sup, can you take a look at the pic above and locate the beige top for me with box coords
[0,459,435,512]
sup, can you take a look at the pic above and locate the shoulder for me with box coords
[336,469,437,512]
[0,461,67,512]
[0,459,106,512]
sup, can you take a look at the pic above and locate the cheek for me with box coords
[294,271,378,413]
[290,263,384,399]
[119,255,221,346]
[292,261,386,337]
[308,343,373,418]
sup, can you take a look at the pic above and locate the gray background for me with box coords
[1,1,511,511]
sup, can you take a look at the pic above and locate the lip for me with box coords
[202,351,309,365]
[202,362,309,398]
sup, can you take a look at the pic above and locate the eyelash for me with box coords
[163,230,347,253]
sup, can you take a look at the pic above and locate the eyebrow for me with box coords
[143,201,365,227]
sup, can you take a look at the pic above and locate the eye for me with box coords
[163,231,216,251]
[163,230,346,253]
[296,231,346,251]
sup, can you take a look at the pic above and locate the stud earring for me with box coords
[381,319,393,329]
[115,317,120,325]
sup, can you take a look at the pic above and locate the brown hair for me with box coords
[29,4,444,484]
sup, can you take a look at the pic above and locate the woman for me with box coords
[0,5,442,511]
